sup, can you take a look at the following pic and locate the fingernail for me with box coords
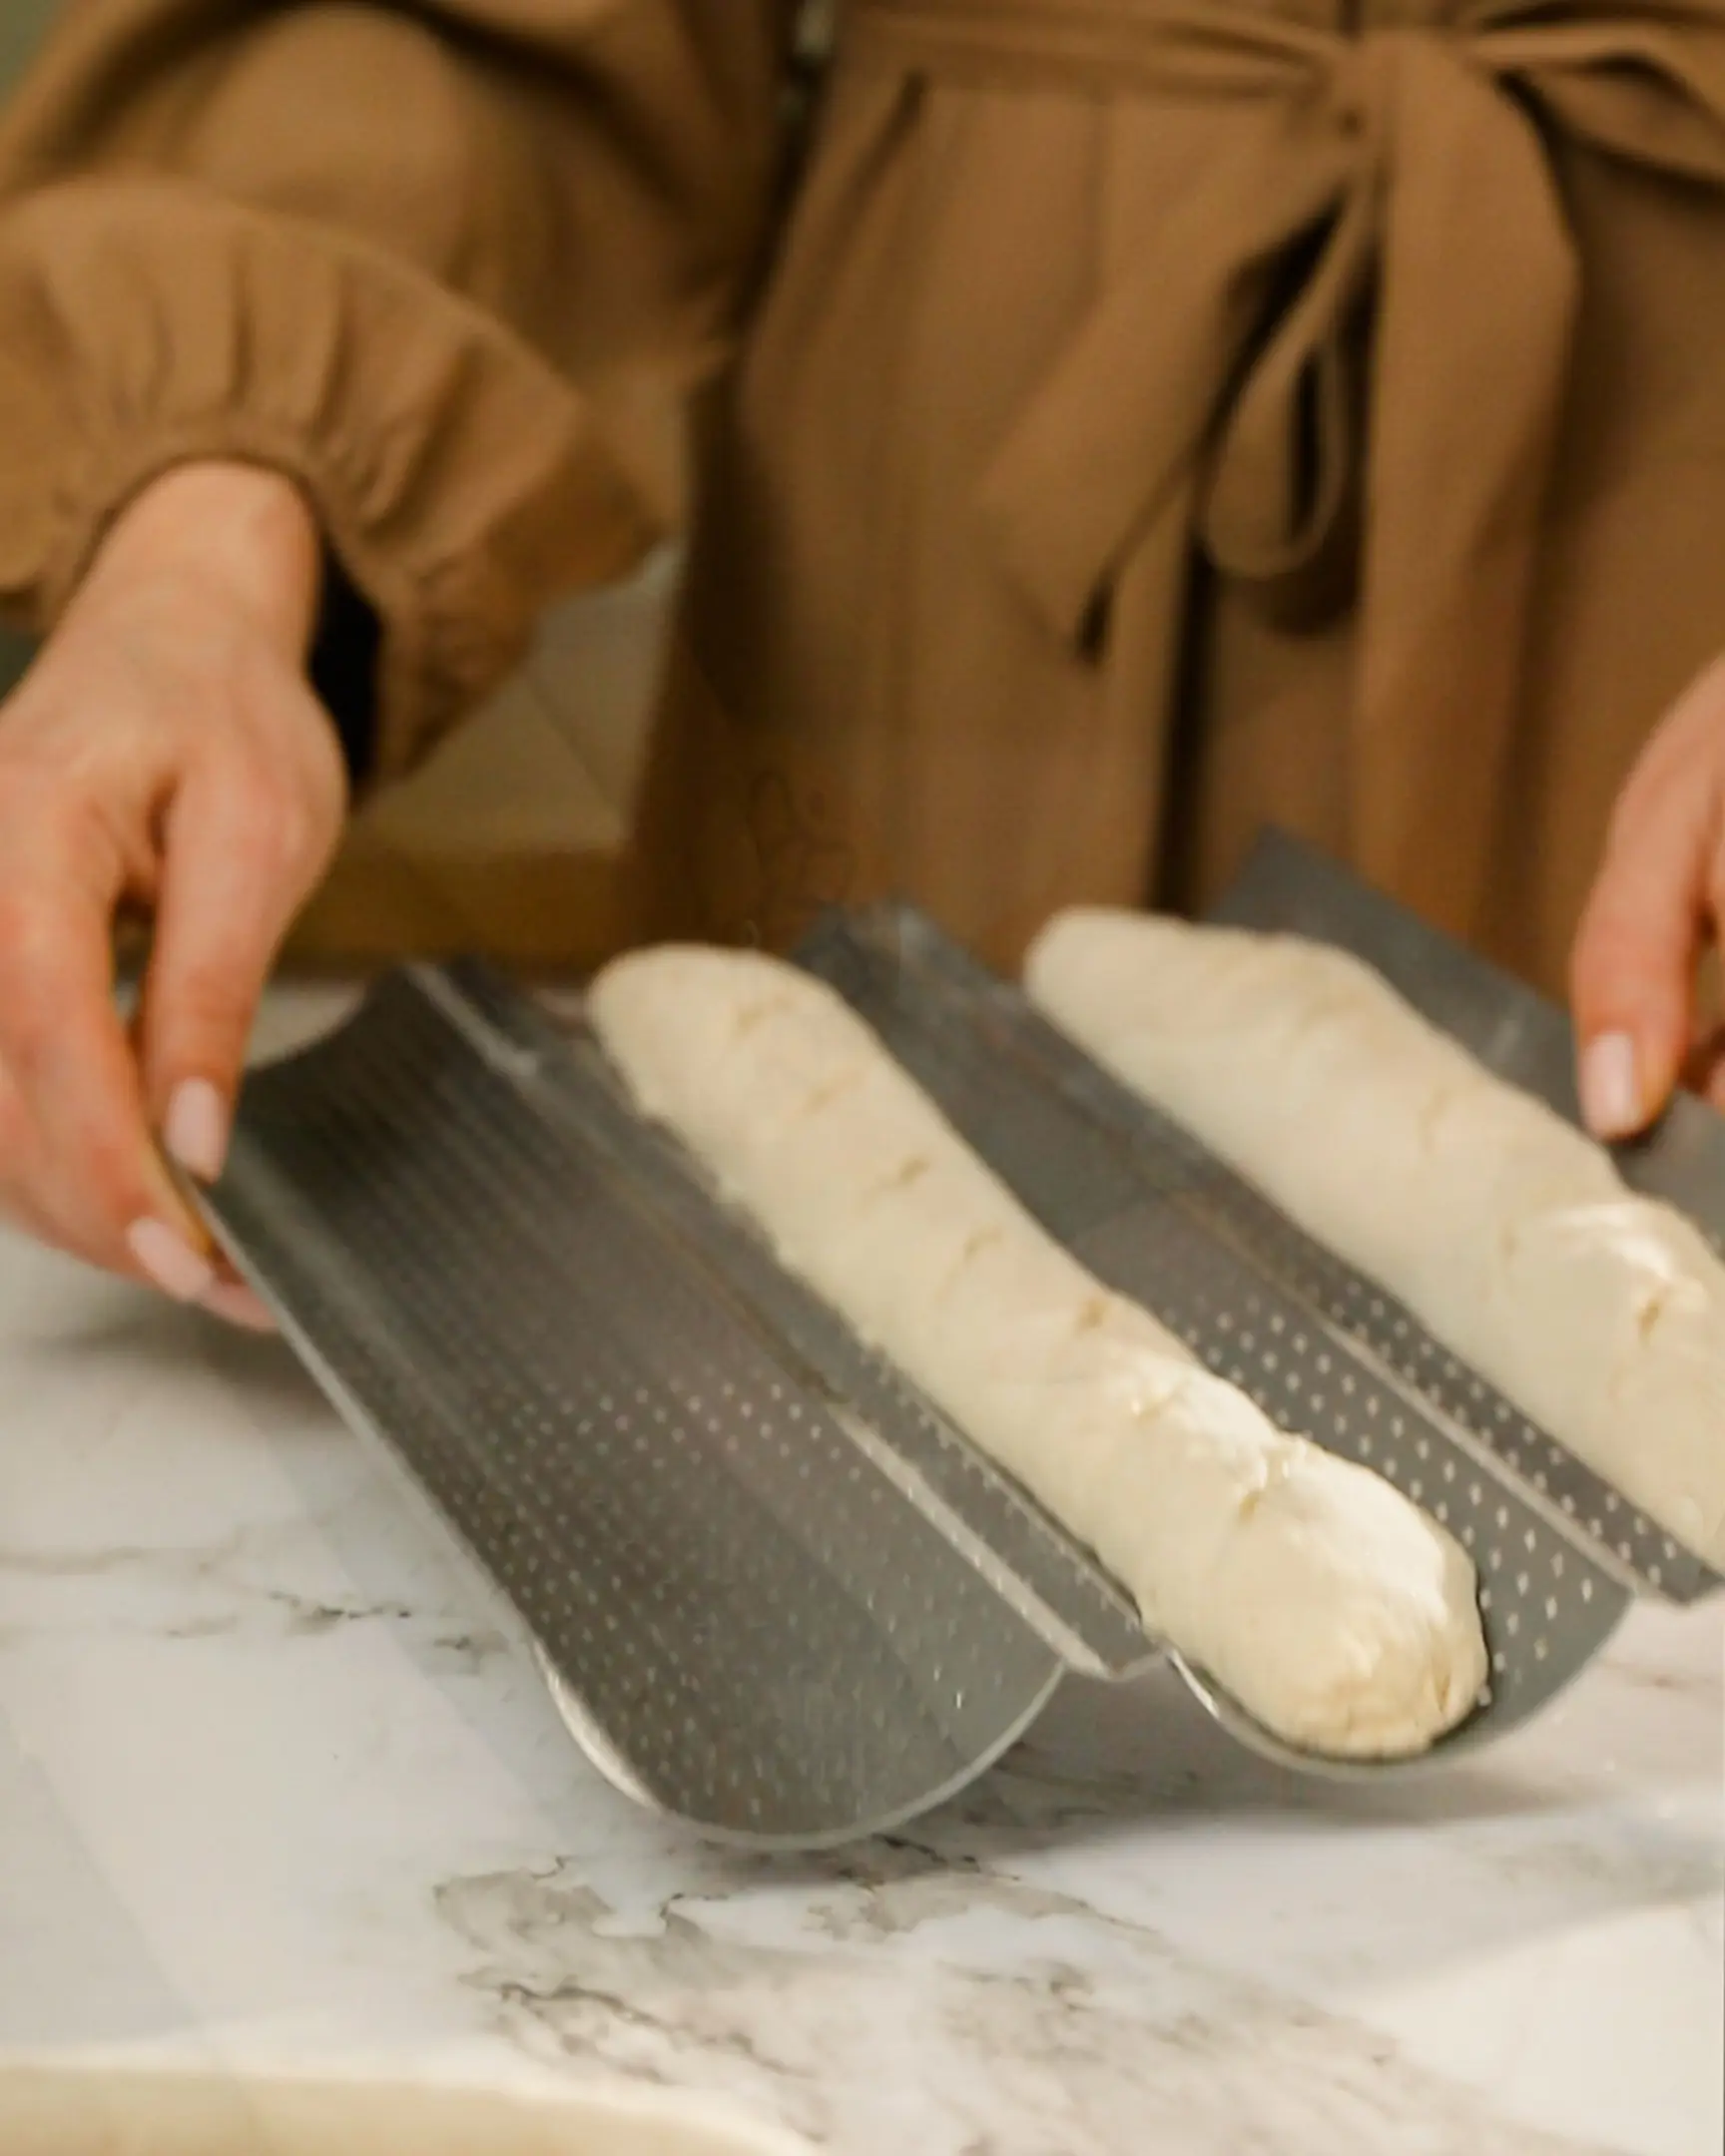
[204,1280,277,1335]
[1580,1031,1642,1139]
[127,1218,217,1303]
[164,1078,230,1184]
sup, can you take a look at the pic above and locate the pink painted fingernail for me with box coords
[127,1218,217,1303]
[1580,1032,1641,1140]
[203,1280,277,1335]
[164,1078,230,1184]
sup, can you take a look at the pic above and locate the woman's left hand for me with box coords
[1571,654,1725,1139]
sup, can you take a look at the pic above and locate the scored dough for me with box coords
[1025,909,1725,1569]
[588,947,1486,1761]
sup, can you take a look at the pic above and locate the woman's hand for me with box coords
[1572,655,1725,1140]
[0,460,343,1322]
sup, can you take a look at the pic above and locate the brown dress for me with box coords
[5,0,1725,991]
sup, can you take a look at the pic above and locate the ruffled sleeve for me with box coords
[0,0,795,774]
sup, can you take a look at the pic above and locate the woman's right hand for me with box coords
[0,459,345,1323]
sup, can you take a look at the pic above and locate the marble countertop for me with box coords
[1,989,1721,2155]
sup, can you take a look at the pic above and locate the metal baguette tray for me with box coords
[195,832,1723,1847]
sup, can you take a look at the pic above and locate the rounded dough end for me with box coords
[1202,1446,1488,1758]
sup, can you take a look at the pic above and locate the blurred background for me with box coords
[0,0,681,975]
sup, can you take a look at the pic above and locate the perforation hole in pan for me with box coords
[211,980,1068,1843]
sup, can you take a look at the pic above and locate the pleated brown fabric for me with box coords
[7,0,1725,988]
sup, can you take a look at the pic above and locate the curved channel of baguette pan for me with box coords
[1025,909,1725,1570]
[588,947,1487,1761]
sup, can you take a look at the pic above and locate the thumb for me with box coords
[139,754,334,1184]
[1569,800,1708,1142]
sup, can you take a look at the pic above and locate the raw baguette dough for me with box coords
[1026,909,1725,1568]
[588,946,1486,1760]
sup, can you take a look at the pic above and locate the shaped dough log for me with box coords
[589,947,1486,1760]
[1026,909,1725,1569]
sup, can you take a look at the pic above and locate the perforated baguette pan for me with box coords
[189,833,1721,1845]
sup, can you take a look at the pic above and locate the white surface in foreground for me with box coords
[0,986,1719,2154]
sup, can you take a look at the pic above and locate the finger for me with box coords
[0,790,210,1284]
[1571,768,1718,1143]
[18,988,267,1324]
[139,745,333,1187]
[1570,852,1702,1140]
[133,972,265,1304]
[0,1054,60,1249]
[203,1279,278,1334]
